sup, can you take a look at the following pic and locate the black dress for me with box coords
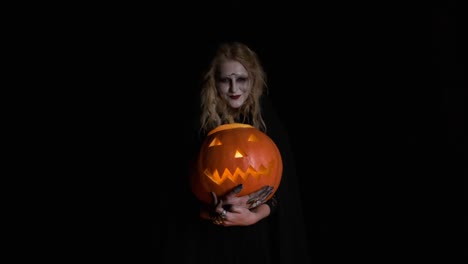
[153,95,311,264]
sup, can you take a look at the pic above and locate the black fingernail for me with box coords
[233,184,243,193]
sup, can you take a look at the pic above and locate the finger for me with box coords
[258,186,274,201]
[262,186,274,196]
[232,184,243,194]
[212,216,225,226]
[256,187,270,200]
[228,204,243,213]
[247,186,274,208]
[249,185,270,199]
[247,186,269,203]
[225,184,243,199]
[211,192,219,207]
[215,199,224,214]
[219,208,228,220]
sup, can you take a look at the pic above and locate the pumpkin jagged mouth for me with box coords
[203,164,272,185]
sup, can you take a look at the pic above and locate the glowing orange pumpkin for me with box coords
[191,123,283,205]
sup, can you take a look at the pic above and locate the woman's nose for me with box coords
[229,80,239,92]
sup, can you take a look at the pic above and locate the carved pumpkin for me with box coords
[191,123,283,205]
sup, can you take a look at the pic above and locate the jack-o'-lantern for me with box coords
[191,123,282,205]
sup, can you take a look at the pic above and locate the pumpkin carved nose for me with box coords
[234,150,244,158]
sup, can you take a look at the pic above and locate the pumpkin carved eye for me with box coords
[248,134,258,142]
[191,123,283,205]
[208,138,222,147]
[209,135,255,158]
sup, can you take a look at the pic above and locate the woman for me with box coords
[156,42,311,264]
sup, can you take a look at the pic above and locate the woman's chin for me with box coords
[227,101,244,109]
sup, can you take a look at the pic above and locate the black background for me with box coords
[45,2,464,261]
[142,5,462,255]
[140,5,463,233]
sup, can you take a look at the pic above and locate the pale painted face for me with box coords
[216,60,251,109]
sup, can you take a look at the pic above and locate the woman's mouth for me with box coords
[229,95,241,99]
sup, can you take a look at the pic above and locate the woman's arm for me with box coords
[198,185,277,226]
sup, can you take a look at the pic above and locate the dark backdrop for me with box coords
[61,3,463,261]
[162,6,463,236]
[145,7,462,256]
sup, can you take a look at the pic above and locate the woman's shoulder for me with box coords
[259,98,294,159]
[260,95,285,132]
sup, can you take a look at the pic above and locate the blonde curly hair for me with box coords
[199,42,268,134]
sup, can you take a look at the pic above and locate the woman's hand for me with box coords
[223,184,274,209]
[205,184,274,226]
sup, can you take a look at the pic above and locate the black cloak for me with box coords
[153,95,311,264]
